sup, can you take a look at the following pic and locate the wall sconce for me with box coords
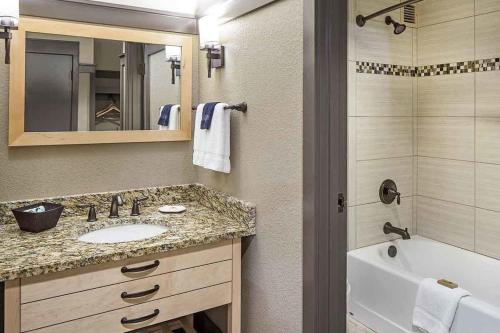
[165,45,181,85]
[199,16,224,78]
[0,0,19,64]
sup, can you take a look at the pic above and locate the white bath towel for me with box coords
[413,278,471,333]
[158,104,181,131]
[193,103,230,173]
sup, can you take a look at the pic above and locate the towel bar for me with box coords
[191,102,247,113]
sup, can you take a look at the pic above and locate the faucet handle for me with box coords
[131,196,149,216]
[77,204,97,222]
[113,194,124,206]
[380,179,401,205]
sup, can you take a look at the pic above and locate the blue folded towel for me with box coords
[158,104,174,126]
[200,102,220,130]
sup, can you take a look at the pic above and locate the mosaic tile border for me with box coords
[356,57,500,77]
[356,61,415,76]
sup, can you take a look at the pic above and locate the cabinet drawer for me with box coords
[21,240,232,303]
[21,260,232,332]
[28,282,232,333]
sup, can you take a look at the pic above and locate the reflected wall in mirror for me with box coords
[9,17,194,146]
[24,33,183,132]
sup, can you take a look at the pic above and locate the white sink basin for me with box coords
[78,224,168,244]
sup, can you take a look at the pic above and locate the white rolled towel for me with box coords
[413,278,471,333]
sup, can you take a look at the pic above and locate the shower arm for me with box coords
[356,0,423,26]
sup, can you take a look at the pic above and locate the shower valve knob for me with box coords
[379,179,401,205]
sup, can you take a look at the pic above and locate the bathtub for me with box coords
[347,236,500,333]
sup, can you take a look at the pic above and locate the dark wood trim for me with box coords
[143,44,166,130]
[328,0,348,330]
[95,70,120,79]
[88,72,96,131]
[303,0,348,332]
[20,0,197,34]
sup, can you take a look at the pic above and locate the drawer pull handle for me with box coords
[121,260,160,273]
[121,285,160,299]
[121,309,160,325]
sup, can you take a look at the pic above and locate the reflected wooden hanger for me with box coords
[96,96,121,118]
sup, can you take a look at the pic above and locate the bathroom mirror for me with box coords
[9,17,193,146]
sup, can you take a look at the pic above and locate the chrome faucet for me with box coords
[383,222,410,240]
[109,194,124,218]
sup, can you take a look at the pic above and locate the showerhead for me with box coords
[385,16,406,35]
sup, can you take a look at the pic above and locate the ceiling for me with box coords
[63,0,276,22]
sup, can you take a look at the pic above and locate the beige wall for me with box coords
[415,0,500,259]
[197,0,303,331]
[0,44,196,201]
[347,0,417,250]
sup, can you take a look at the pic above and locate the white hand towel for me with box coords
[193,103,230,173]
[168,104,181,130]
[158,104,181,131]
[413,278,471,333]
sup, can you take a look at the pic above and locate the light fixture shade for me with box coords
[0,0,19,28]
[198,16,220,49]
[165,45,181,61]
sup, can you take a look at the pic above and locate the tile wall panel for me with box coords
[476,70,500,117]
[476,163,500,211]
[417,0,474,27]
[417,74,474,117]
[476,208,500,260]
[417,17,474,66]
[417,117,474,161]
[475,11,500,59]
[356,74,413,116]
[417,157,475,206]
[475,0,500,15]
[357,117,413,160]
[417,196,475,250]
[476,118,500,164]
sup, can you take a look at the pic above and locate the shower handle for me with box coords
[379,179,401,205]
[388,188,401,205]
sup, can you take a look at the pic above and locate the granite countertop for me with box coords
[0,185,256,282]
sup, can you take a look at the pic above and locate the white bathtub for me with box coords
[347,236,500,333]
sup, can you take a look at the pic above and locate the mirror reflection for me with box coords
[24,33,182,132]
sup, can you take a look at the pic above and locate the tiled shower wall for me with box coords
[348,0,417,249]
[348,0,500,260]
[416,0,500,259]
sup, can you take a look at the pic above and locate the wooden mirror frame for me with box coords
[9,17,193,146]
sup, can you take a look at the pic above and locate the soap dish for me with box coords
[12,202,64,233]
[158,205,186,214]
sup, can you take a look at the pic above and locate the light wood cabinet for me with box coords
[4,239,241,333]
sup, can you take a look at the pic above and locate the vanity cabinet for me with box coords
[4,239,241,333]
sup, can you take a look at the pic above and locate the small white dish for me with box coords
[158,205,186,213]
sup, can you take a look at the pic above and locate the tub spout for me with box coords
[383,222,411,240]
